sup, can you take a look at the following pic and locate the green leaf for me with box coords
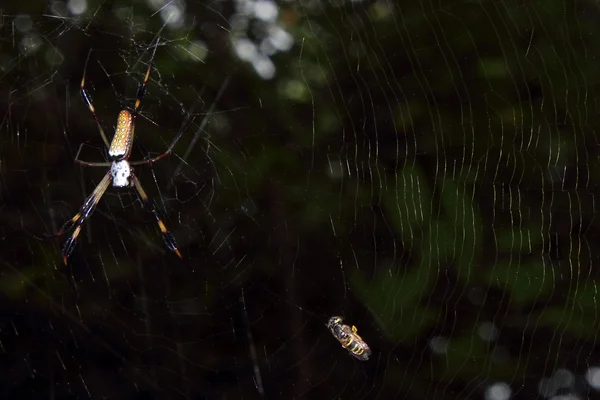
[438,179,483,283]
[352,262,436,341]
[487,261,555,305]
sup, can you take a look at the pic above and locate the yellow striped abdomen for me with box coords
[108,110,133,159]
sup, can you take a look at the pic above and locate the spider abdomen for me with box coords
[108,110,133,159]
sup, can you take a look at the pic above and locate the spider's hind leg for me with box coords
[130,174,182,258]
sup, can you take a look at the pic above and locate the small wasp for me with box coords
[326,316,371,361]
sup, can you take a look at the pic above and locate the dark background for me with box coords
[1,0,599,399]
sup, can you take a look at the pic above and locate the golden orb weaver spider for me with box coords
[57,39,183,264]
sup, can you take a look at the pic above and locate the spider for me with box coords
[57,40,183,264]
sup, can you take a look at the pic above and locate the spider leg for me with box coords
[74,143,112,167]
[129,76,231,167]
[133,39,160,117]
[131,174,182,258]
[128,149,171,166]
[81,50,111,149]
[58,171,112,264]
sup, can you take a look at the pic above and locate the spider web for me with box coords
[1,0,600,399]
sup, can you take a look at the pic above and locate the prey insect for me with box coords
[57,39,182,264]
[327,316,371,361]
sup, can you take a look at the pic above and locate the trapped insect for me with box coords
[326,316,371,361]
[57,39,182,264]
